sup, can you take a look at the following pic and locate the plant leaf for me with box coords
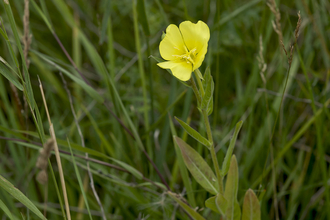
[0,62,23,91]
[174,136,218,194]
[149,55,165,63]
[175,117,211,149]
[0,198,16,220]
[205,196,219,213]
[205,193,228,215]
[201,68,214,110]
[242,189,261,220]
[3,0,36,109]
[224,156,240,220]
[110,158,143,180]
[32,50,104,103]
[216,193,228,215]
[231,201,241,220]
[207,95,213,115]
[0,175,46,219]
[221,121,243,176]
[67,139,93,220]
[169,115,197,207]
[99,0,111,44]
[168,191,206,220]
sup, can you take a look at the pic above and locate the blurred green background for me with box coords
[0,0,329,219]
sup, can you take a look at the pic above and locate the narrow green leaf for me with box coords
[100,0,111,43]
[221,121,243,176]
[149,55,165,63]
[195,68,204,80]
[0,175,46,219]
[169,115,196,207]
[258,189,266,202]
[201,68,214,110]
[207,95,213,115]
[174,136,218,194]
[33,50,104,103]
[30,0,53,31]
[205,193,227,215]
[48,161,67,219]
[3,0,35,109]
[33,100,46,144]
[147,89,187,134]
[224,156,240,220]
[168,191,206,220]
[232,201,241,220]
[67,139,93,220]
[0,62,23,90]
[82,105,115,156]
[136,182,167,190]
[0,198,15,220]
[77,32,146,152]
[205,196,219,213]
[136,0,150,36]
[202,67,210,89]
[161,31,166,40]
[175,117,212,148]
[216,193,228,215]
[109,158,143,180]
[0,56,21,78]
[242,189,261,220]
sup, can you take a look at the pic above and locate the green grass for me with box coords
[0,0,330,219]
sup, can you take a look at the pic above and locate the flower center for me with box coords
[173,48,197,65]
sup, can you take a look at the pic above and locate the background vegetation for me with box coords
[0,0,329,219]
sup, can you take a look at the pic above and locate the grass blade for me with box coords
[0,175,45,219]
[0,198,17,220]
[0,62,23,90]
[67,139,93,220]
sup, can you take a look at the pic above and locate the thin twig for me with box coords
[60,72,106,220]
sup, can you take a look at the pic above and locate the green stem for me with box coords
[190,71,223,194]
[194,69,205,97]
[202,109,223,194]
[190,77,201,106]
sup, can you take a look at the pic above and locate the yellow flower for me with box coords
[157,21,210,81]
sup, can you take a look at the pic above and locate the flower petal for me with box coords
[159,24,186,61]
[179,20,210,53]
[193,44,208,70]
[157,60,193,81]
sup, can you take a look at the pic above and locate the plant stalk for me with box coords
[203,109,223,194]
[191,72,223,194]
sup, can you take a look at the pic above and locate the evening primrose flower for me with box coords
[157,21,210,81]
